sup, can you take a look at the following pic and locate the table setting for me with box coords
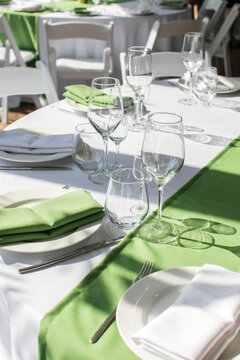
[0,30,240,360]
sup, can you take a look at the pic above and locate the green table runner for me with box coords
[39,137,240,359]
[0,7,50,55]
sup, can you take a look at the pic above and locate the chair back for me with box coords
[43,20,114,89]
[152,52,186,78]
[197,0,227,41]
[0,60,58,122]
[146,19,209,50]
[0,14,25,66]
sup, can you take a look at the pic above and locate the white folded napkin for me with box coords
[10,0,49,11]
[132,264,240,360]
[0,131,73,154]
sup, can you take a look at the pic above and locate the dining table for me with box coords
[0,78,240,360]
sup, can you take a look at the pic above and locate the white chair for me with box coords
[0,14,35,66]
[0,60,58,123]
[206,3,240,76]
[151,52,186,79]
[43,20,114,92]
[197,0,228,42]
[146,18,209,51]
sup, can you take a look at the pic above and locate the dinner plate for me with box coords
[0,127,71,163]
[66,98,88,115]
[0,187,102,253]
[116,266,240,360]
[179,75,240,94]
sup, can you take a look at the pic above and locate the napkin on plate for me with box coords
[0,131,73,154]
[63,84,134,109]
[0,189,104,244]
[132,264,240,360]
[160,1,187,9]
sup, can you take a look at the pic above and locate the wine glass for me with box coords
[139,112,185,244]
[109,118,128,169]
[126,46,152,131]
[87,77,123,186]
[180,32,204,106]
[193,66,218,106]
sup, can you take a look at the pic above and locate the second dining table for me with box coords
[0,79,240,359]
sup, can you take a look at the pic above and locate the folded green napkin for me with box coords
[64,84,134,109]
[0,189,104,244]
[160,1,187,8]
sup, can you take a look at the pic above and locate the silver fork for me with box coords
[90,260,154,343]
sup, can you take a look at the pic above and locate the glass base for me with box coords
[138,220,178,244]
[178,97,197,106]
[88,170,109,186]
[109,162,126,171]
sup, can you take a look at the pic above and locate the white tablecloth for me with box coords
[38,1,192,94]
[0,80,240,359]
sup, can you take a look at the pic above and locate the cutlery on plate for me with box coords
[18,237,122,274]
[0,166,73,170]
[90,261,154,343]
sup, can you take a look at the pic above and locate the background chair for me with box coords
[197,0,228,42]
[0,14,35,67]
[146,18,209,51]
[0,60,58,123]
[205,3,240,76]
[43,20,114,94]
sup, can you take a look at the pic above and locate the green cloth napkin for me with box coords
[160,1,187,8]
[39,136,240,360]
[0,189,104,244]
[42,1,93,13]
[64,84,134,109]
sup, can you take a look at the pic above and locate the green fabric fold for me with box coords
[160,1,187,8]
[39,135,240,360]
[64,84,134,109]
[0,189,104,244]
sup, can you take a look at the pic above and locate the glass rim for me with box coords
[148,112,183,125]
[91,77,120,86]
[110,168,142,184]
[128,45,151,53]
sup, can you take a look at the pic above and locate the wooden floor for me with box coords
[2,41,240,129]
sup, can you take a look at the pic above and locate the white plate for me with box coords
[0,187,102,253]
[179,75,240,94]
[66,98,88,115]
[116,266,240,360]
[0,127,71,163]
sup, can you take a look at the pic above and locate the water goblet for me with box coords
[105,168,149,231]
[139,112,185,244]
[126,46,152,131]
[193,66,218,106]
[180,32,204,106]
[87,77,123,186]
[109,118,128,169]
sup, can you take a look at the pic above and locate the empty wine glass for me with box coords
[126,46,152,131]
[132,151,152,182]
[110,118,128,169]
[139,112,185,244]
[105,168,149,230]
[87,77,123,186]
[180,32,204,106]
[193,66,218,106]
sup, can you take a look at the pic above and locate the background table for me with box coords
[0,80,239,359]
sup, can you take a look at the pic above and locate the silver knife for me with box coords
[0,166,72,170]
[18,237,122,274]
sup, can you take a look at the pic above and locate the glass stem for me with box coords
[114,142,120,166]
[102,137,108,173]
[135,94,141,126]
[189,71,193,99]
[155,184,164,229]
